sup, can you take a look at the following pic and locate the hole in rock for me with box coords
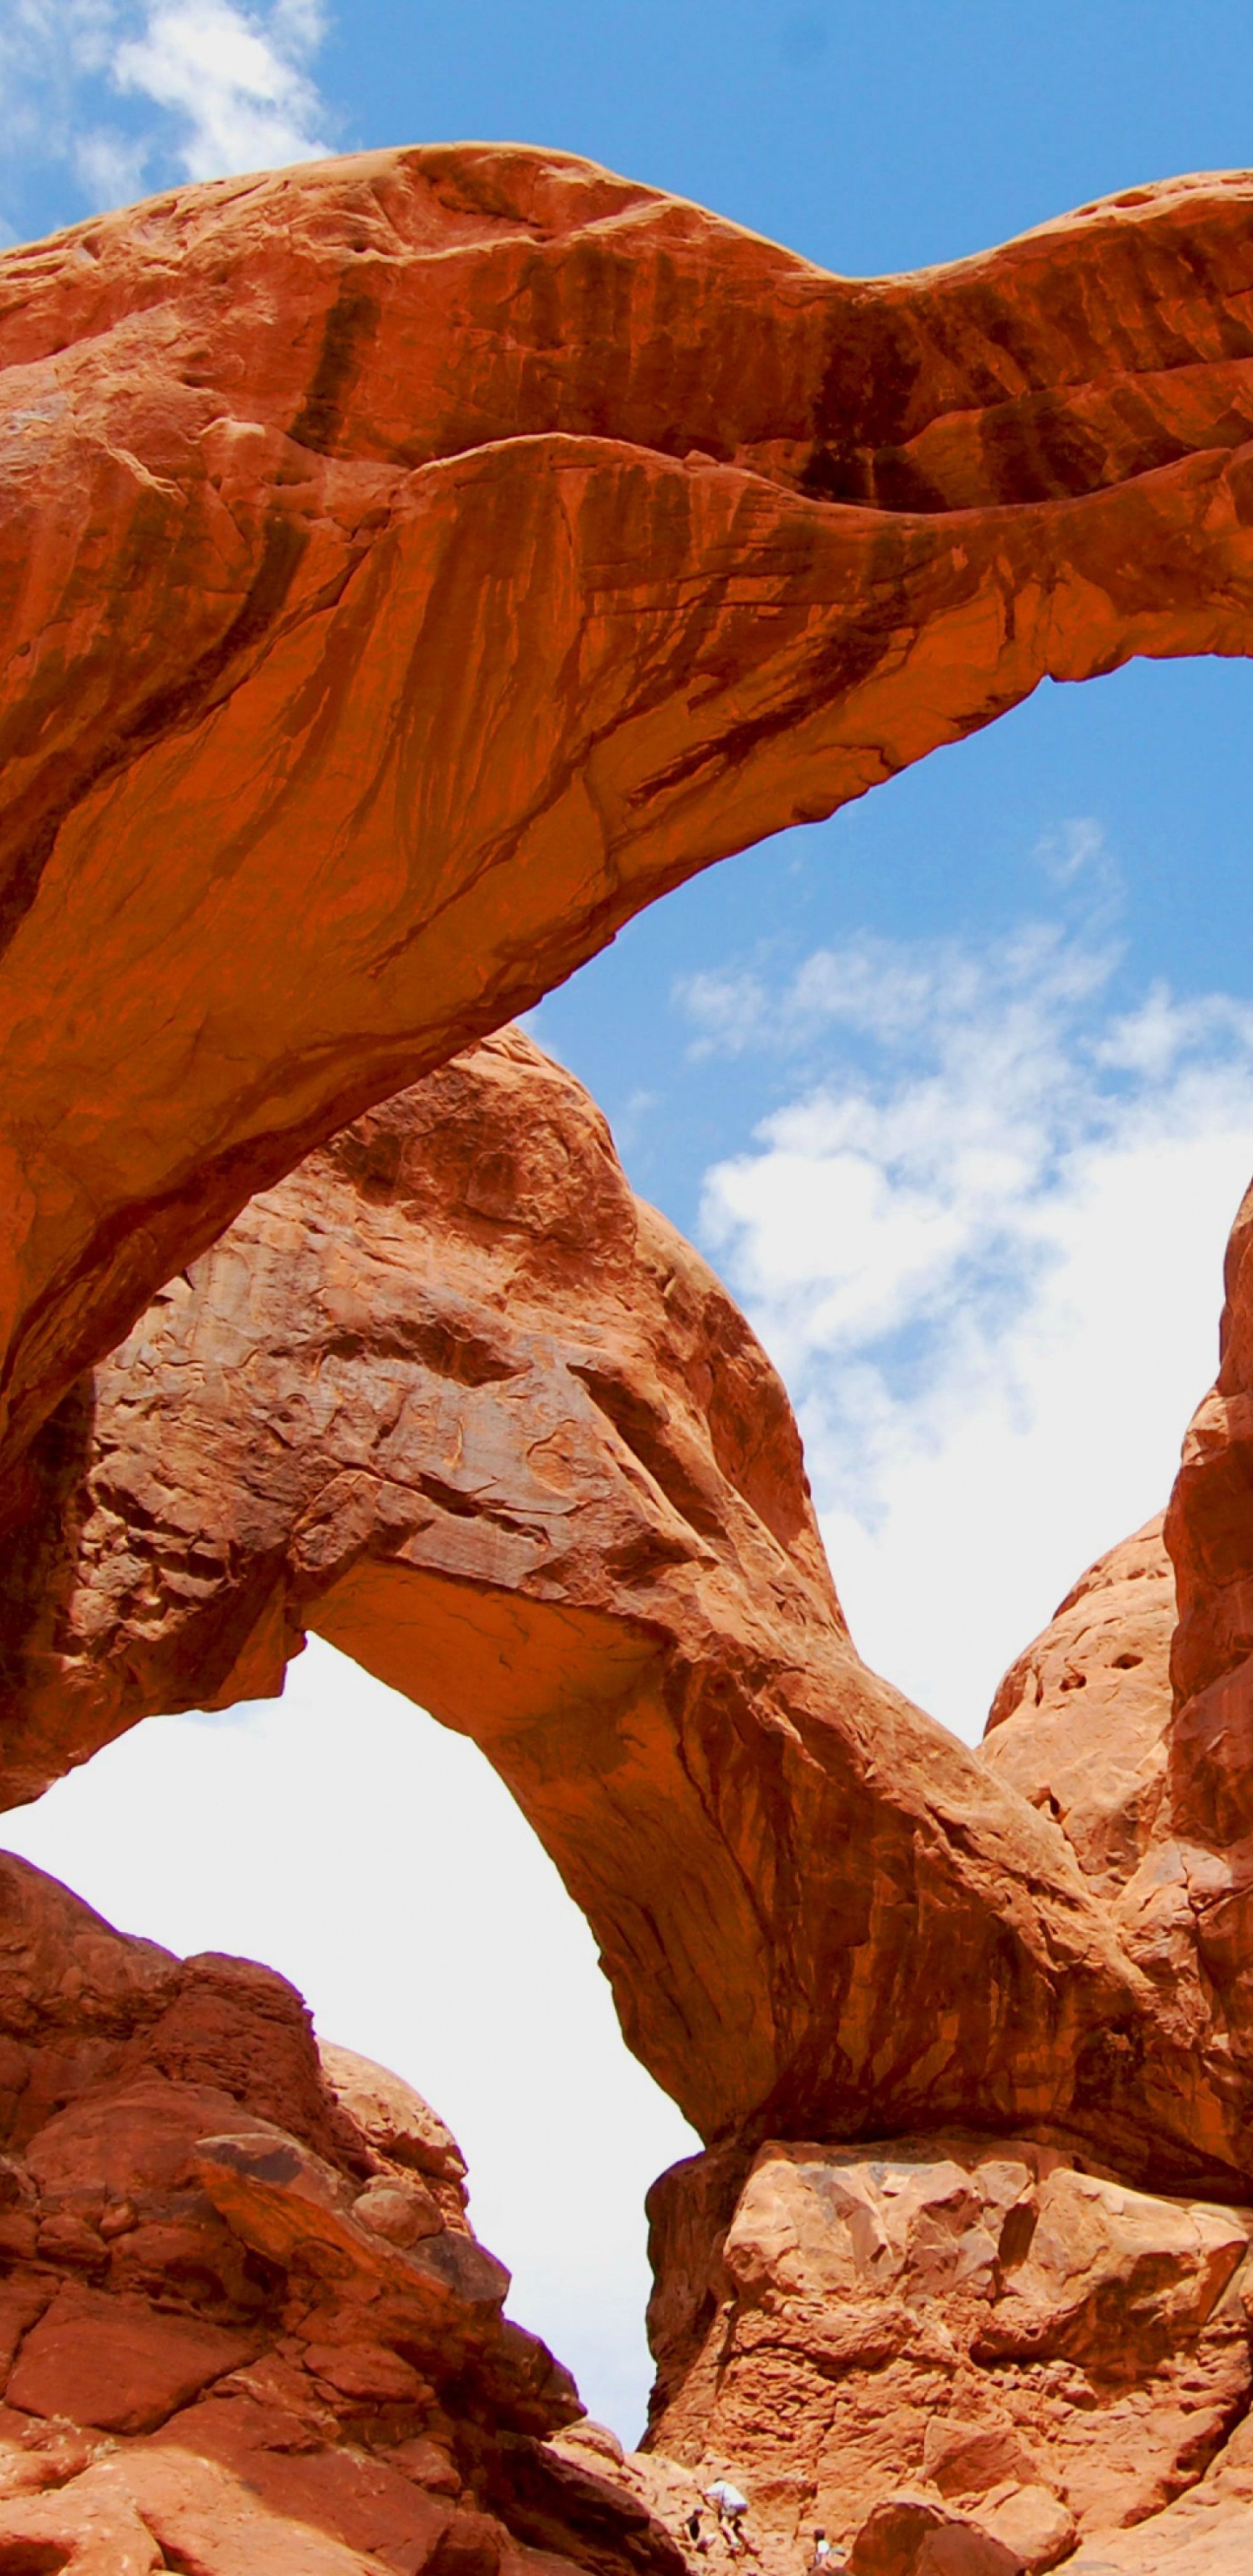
[1,1637,698,2444]
[531,657,1253,1738]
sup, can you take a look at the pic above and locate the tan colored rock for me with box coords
[5,1028,1243,2184]
[644,2136,1253,2561]
[1065,2409,1253,2567]
[847,2497,1019,2573]
[319,2040,469,2218]
[8,155,1253,1489]
[978,2485,1075,2573]
[983,1515,1175,1895]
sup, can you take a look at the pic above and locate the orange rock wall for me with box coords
[8,152,1253,1487]
[0,1848,702,2576]
[8,1030,1250,2197]
[12,145,1253,2576]
[646,2132,1253,2567]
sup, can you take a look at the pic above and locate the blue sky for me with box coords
[6,0,1253,2444]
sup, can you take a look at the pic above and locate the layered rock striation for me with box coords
[9,151,1253,1486]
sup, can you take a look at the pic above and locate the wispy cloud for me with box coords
[0,0,332,236]
[685,883,1253,1740]
[114,0,330,180]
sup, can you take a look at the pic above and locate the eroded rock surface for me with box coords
[981,1514,1253,2183]
[983,1517,1175,1898]
[5,1028,1247,2191]
[10,1030,1253,2572]
[0,1846,693,2576]
[645,2134,1253,2573]
[10,144,1253,2576]
[9,154,1253,1485]
[1165,1178,1253,1923]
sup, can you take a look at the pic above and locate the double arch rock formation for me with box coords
[6,144,1253,2572]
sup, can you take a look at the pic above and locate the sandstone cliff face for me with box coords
[5,1028,1247,2197]
[646,2133,1253,2571]
[10,1028,1253,2573]
[1166,1177,1253,1865]
[8,152,1253,1488]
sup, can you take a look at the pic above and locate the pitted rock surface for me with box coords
[983,1516,1175,1899]
[644,2134,1253,2571]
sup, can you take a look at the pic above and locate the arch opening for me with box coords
[0,1639,698,2445]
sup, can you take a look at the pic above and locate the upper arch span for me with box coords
[3,144,1253,1488]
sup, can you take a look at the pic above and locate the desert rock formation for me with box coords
[8,1030,1253,2570]
[1166,1174,1253,1877]
[9,144,1253,2576]
[10,151,1253,1488]
[5,1028,1249,2201]
[0,1847,699,2576]
[983,1517,1175,1900]
[647,2133,1253,2567]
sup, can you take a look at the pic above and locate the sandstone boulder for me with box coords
[1064,2406,1253,2567]
[847,2497,1020,2574]
[645,2136,1253,2565]
[0,1848,690,2576]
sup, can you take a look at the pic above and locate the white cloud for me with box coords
[1035,813,1116,892]
[0,0,332,227]
[694,913,1253,1741]
[114,0,330,180]
[674,964,772,1059]
[72,121,151,204]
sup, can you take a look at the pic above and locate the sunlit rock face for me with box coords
[6,1026,1249,2197]
[1163,1179,1253,2029]
[978,1521,1228,2084]
[646,2133,1253,2572]
[8,149,1253,1489]
[0,1848,698,2576]
[12,1030,1253,2575]
[11,141,1253,2576]
[982,1517,1176,1900]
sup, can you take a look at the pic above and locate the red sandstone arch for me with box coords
[9,1030,1247,2194]
[5,148,1253,1493]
